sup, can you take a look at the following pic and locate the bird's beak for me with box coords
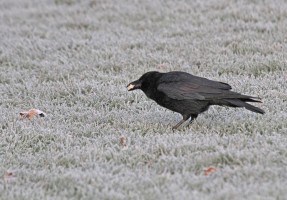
[127,81,141,91]
[127,84,135,91]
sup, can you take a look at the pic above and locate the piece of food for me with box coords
[20,109,46,120]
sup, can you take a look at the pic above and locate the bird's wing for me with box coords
[157,81,255,101]
[157,82,211,100]
[158,71,232,90]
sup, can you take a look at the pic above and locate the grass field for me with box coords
[1,0,287,199]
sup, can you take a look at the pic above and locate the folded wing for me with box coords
[157,72,260,102]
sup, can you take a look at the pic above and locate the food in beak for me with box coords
[127,84,135,91]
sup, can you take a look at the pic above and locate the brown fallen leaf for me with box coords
[3,170,16,183]
[119,136,127,147]
[4,171,13,178]
[20,109,46,120]
[204,167,217,176]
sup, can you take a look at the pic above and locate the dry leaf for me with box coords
[204,167,217,176]
[4,171,13,178]
[3,171,16,183]
[20,109,46,120]
[119,136,127,147]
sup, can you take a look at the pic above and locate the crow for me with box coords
[127,71,264,130]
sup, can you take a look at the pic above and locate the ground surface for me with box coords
[0,0,287,199]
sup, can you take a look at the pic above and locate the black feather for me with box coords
[127,71,265,129]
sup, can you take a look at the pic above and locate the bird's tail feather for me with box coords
[224,99,265,114]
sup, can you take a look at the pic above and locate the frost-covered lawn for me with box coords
[0,0,286,199]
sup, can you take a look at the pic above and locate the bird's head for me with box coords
[127,71,160,92]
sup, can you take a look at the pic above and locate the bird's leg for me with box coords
[189,114,198,125]
[172,115,189,130]
[172,119,186,130]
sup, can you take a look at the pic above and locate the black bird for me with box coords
[127,71,264,130]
